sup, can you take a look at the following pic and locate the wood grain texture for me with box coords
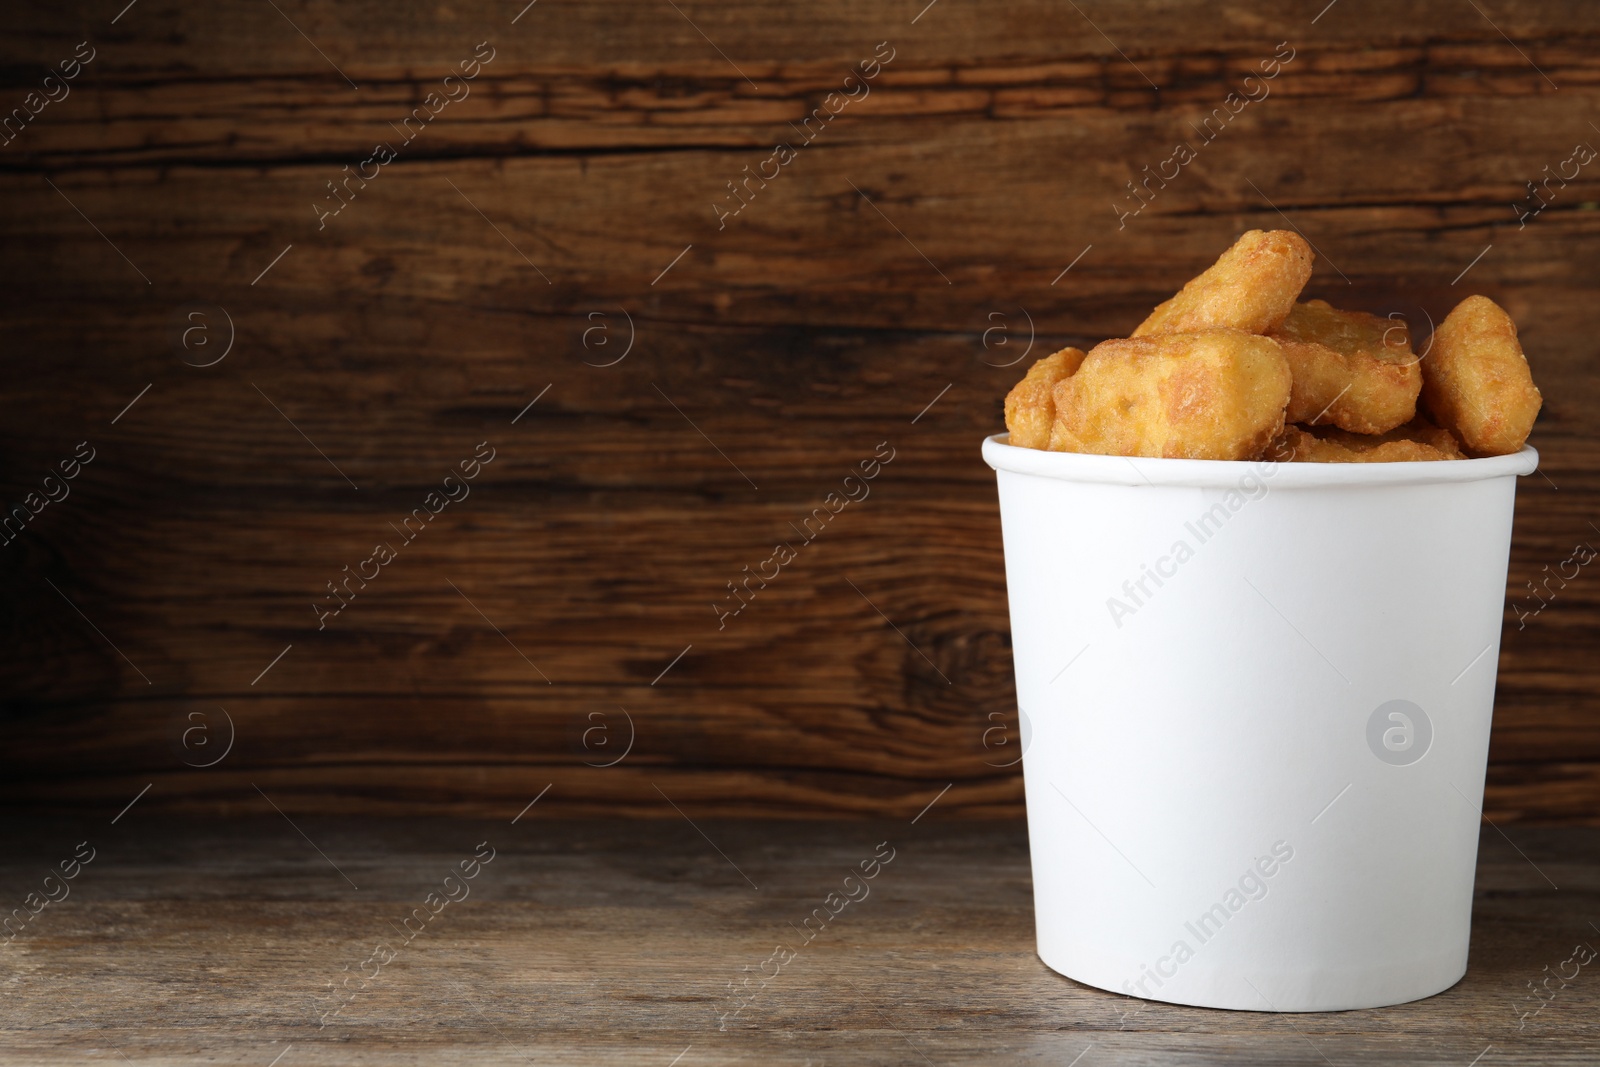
[1,0,1599,819]
[0,817,1596,1064]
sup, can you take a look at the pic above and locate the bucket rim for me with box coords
[982,433,1539,489]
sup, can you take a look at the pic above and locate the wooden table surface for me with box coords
[2,815,1596,1065]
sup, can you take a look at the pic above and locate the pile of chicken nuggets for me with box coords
[1004,230,1542,462]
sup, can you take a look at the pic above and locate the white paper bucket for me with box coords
[982,433,1538,1012]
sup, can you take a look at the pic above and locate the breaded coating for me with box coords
[1270,300,1422,434]
[1421,295,1542,456]
[1132,230,1313,338]
[1268,417,1465,463]
[1048,330,1292,460]
[1004,347,1087,449]
[1397,415,1468,459]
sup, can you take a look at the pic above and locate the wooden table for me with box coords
[2,816,1595,1064]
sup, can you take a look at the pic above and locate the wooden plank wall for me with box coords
[0,0,1596,820]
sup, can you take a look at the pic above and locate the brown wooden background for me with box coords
[0,0,1596,821]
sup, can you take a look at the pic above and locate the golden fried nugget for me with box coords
[1269,300,1422,434]
[1396,415,1468,459]
[1421,295,1542,456]
[1267,417,1465,463]
[1048,330,1291,460]
[1004,347,1087,449]
[1133,230,1313,338]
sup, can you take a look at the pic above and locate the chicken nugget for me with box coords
[1397,415,1468,459]
[1268,416,1465,463]
[1263,424,1325,462]
[1004,347,1087,449]
[1048,330,1291,460]
[1269,300,1422,434]
[1421,295,1542,456]
[1133,230,1313,337]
